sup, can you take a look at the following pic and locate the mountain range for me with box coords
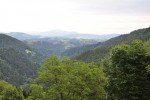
[37,30,120,40]
[0,27,150,86]
[0,30,120,59]
[1,30,120,40]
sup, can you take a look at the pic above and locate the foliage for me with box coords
[104,40,150,100]
[0,48,38,86]
[28,56,107,100]
[75,27,150,62]
[27,84,44,100]
[0,34,44,64]
[144,39,150,55]
[61,43,99,57]
[0,34,42,86]
[0,80,24,100]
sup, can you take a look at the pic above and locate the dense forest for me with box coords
[74,27,150,62]
[0,34,43,86]
[0,27,150,99]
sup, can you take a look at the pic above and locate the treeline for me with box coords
[1,40,150,100]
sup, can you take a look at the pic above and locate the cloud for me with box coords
[0,0,149,34]
[68,0,150,15]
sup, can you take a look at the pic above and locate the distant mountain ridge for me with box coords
[0,31,120,59]
[2,32,40,40]
[37,30,120,39]
[1,30,120,40]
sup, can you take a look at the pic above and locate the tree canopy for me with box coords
[104,40,150,100]
[0,80,24,100]
[27,56,107,100]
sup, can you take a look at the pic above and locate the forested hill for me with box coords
[0,34,31,51]
[0,34,41,86]
[61,42,101,57]
[0,48,38,86]
[75,27,150,62]
[0,34,43,64]
[25,38,99,58]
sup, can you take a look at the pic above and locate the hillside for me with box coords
[0,48,38,86]
[25,38,99,58]
[0,34,42,86]
[0,34,44,64]
[74,27,150,62]
[3,32,40,40]
[0,34,31,51]
[61,42,101,57]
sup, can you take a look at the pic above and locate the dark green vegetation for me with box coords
[103,40,150,100]
[0,48,38,86]
[0,34,42,86]
[0,34,31,51]
[74,27,150,62]
[26,40,150,100]
[0,27,150,99]
[0,34,43,64]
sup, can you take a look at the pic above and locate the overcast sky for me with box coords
[0,0,150,35]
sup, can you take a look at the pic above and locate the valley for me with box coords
[0,0,150,99]
[0,27,150,99]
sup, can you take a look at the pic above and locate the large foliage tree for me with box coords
[0,80,24,100]
[28,56,107,100]
[105,40,150,100]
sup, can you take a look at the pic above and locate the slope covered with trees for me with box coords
[0,27,150,99]
[0,48,38,86]
[75,27,150,62]
[26,39,150,99]
[61,42,101,57]
[0,34,31,51]
[25,38,99,58]
[0,34,42,86]
[0,80,24,99]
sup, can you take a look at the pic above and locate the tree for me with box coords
[28,56,107,100]
[105,40,150,100]
[0,80,24,100]
[27,84,44,100]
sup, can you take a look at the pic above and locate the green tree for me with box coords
[27,84,44,100]
[105,40,150,100]
[28,56,107,100]
[0,80,24,100]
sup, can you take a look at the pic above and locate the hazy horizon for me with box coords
[0,0,150,35]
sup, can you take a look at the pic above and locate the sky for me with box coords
[0,0,150,35]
